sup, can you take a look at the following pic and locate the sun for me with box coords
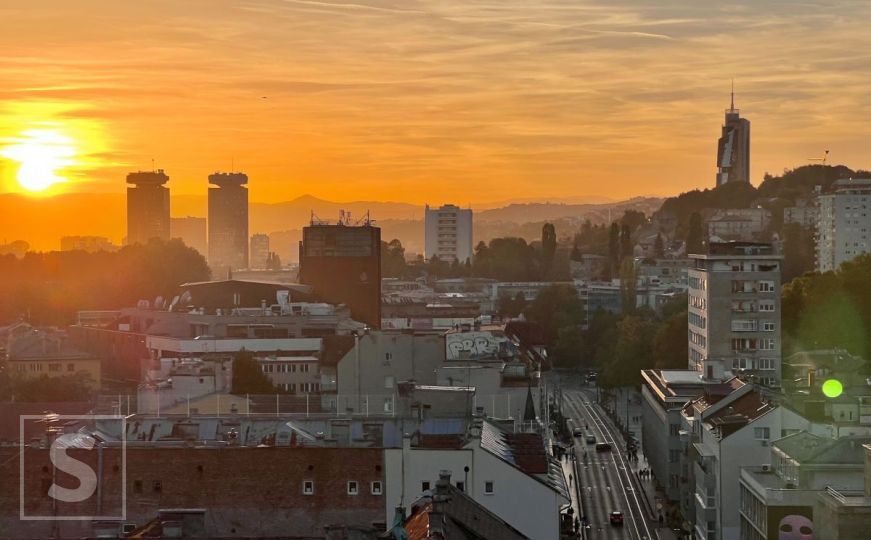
[1,128,76,193]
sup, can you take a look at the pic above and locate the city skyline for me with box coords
[1,1,869,204]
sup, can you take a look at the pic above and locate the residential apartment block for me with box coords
[816,177,871,272]
[424,204,473,263]
[688,242,783,387]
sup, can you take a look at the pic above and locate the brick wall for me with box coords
[1,445,384,538]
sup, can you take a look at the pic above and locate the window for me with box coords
[67,363,76,372]
[456,481,465,492]
[669,424,680,437]
[760,338,776,351]
[758,358,774,370]
[153,480,162,493]
[422,481,431,492]
[371,481,382,495]
[347,481,358,495]
[384,376,395,389]
[669,449,681,463]
[754,427,770,440]
[484,481,494,494]
[762,321,775,332]
[383,397,394,413]
[759,301,776,312]
[49,363,62,372]
[758,280,776,292]
[303,480,314,495]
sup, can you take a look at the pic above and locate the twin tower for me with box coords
[126,170,248,272]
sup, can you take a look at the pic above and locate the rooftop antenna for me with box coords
[730,79,735,110]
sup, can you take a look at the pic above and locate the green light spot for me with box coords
[822,379,843,398]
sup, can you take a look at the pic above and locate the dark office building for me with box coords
[715,90,751,186]
[126,170,170,245]
[298,221,381,328]
[208,172,249,273]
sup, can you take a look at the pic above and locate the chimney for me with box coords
[429,471,452,537]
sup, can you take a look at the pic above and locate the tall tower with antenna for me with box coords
[715,82,751,186]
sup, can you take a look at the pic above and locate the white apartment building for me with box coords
[425,204,473,263]
[688,242,783,387]
[816,178,871,272]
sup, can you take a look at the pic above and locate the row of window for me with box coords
[731,320,776,332]
[731,358,776,371]
[278,382,320,392]
[15,363,78,373]
[262,363,312,374]
[420,480,494,494]
[303,480,382,496]
[689,330,706,348]
[731,280,776,293]
[731,338,777,351]
[689,312,707,329]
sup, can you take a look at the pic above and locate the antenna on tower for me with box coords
[730,79,735,110]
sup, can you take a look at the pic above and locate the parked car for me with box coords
[573,428,584,437]
[596,442,612,452]
[609,511,624,526]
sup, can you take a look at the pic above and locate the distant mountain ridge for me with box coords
[0,192,660,253]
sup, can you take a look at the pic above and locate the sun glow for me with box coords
[1,128,77,193]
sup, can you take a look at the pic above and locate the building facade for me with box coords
[816,178,871,272]
[298,220,382,328]
[208,172,249,272]
[424,204,473,263]
[688,243,783,387]
[250,233,270,269]
[715,92,751,186]
[126,170,170,245]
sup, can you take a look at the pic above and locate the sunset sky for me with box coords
[0,0,869,204]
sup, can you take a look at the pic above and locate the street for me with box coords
[561,384,657,540]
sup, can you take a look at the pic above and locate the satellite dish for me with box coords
[168,295,180,312]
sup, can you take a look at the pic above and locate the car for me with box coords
[585,434,596,444]
[573,428,584,437]
[609,511,624,526]
[595,442,612,452]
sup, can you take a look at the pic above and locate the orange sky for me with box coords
[0,0,869,204]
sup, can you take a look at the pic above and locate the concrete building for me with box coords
[170,216,208,256]
[250,233,270,269]
[688,242,783,387]
[384,418,568,540]
[681,384,810,540]
[208,172,249,272]
[6,327,101,389]
[739,432,871,540]
[126,170,170,245]
[814,444,871,540]
[299,218,382,328]
[784,200,819,229]
[424,204,473,263]
[706,208,771,241]
[816,177,871,272]
[716,90,751,186]
[60,235,118,253]
[641,369,707,502]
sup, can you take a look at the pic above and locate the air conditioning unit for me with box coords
[761,464,770,472]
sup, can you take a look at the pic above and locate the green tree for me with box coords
[686,212,704,255]
[599,315,655,388]
[231,350,277,394]
[781,224,815,282]
[381,239,407,278]
[653,309,689,369]
[1,372,95,402]
[620,210,646,233]
[607,222,620,279]
[619,258,637,314]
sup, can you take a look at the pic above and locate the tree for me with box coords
[1,372,94,402]
[686,212,704,255]
[619,258,637,315]
[653,309,689,369]
[620,223,633,259]
[541,223,557,279]
[524,284,585,343]
[570,235,582,262]
[608,222,620,279]
[781,224,815,282]
[550,325,585,368]
[599,315,655,388]
[497,291,527,318]
[620,210,646,233]
[381,239,407,278]
[231,350,277,394]
[654,233,665,258]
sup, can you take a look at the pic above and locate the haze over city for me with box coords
[1,0,870,205]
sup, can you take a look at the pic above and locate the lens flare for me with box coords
[822,379,844,398]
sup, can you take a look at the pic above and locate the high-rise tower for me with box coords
[126,169,170,245]
[208,172,249,272]
[715,86,751,186]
